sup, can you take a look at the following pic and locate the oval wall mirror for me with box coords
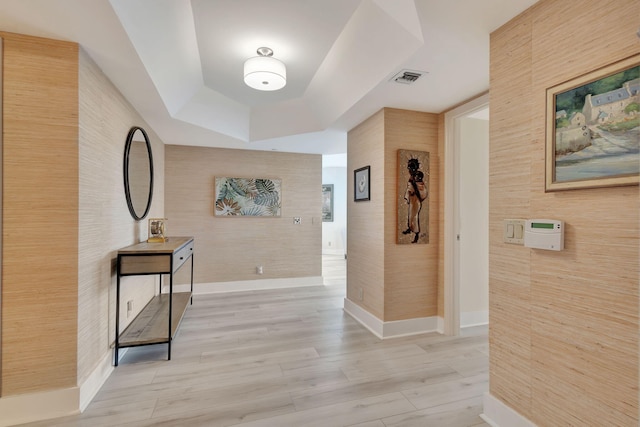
[123,126,154,221]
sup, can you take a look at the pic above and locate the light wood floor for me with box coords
[22,255,489,427]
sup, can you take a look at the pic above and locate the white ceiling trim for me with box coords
[304,0,424,129]
[111,0,426,144]
[110,0,204,116]
[174,87,250,142]
[372,0,423,41]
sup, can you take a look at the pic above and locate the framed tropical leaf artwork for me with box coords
[215,177,282,217]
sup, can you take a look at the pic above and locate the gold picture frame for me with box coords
[545,54,639,191]
[147,218,167,243]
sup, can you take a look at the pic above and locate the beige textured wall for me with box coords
[346,108,439,321]
[0,32,167,396]
[1,32,79,395]
[346,110,385,319]
[489,0,639,424]
[165,145,321,284]
[383,109,439,321]
[78,49,165,384]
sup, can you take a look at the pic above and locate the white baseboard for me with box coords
[79,349,115,411]
[481,392,537,427]
[461,310,489,328]
[0,387,80,427]
[343,298,438,339]
[164,276,324,295]
[0,344,130,426]
[437,316,445,334]
[343,297,384,338]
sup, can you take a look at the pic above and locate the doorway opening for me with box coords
[443,93,489,336]
[321,153,347,288]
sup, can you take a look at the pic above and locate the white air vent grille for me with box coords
[390,69,427,84]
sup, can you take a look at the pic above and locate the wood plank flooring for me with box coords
[20,255,489,427]
[119,292,192,346]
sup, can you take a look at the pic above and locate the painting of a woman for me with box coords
[397,150,429,244]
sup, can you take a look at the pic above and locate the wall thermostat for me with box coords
[524,219,564,251]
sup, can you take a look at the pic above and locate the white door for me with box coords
[443,94,489,335]
[458,113,489,328]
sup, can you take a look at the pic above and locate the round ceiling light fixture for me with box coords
[244,47,286,91]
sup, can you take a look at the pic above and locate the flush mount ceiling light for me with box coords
[244,47,286,91]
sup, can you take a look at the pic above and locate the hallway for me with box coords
[21,256,489,427]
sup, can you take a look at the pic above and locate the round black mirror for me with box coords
[124,126,154,220]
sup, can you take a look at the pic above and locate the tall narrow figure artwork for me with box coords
[215,177,282,217]
[397,150,429,244]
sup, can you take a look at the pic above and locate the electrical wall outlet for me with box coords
[126,300,133,317]
[293,217,301,225]
[358,288,364,301]
[256,266,263,274]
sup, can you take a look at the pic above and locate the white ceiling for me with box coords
[0,0,538,155]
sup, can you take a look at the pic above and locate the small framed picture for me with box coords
[147,218,167,243]
[354,166,370,202]
[322,184,334,222]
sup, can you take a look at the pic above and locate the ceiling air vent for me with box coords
[390,69,427,85]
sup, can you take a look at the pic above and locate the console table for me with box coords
[115,236,194,366]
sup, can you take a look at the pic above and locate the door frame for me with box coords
[443,93,489,336]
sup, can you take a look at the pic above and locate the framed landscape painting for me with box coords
[215,177,281,217]
[545,54,639,191]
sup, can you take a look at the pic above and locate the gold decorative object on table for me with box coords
[147,218,168,242]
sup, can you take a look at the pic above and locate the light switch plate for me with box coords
[504,219,525,245]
